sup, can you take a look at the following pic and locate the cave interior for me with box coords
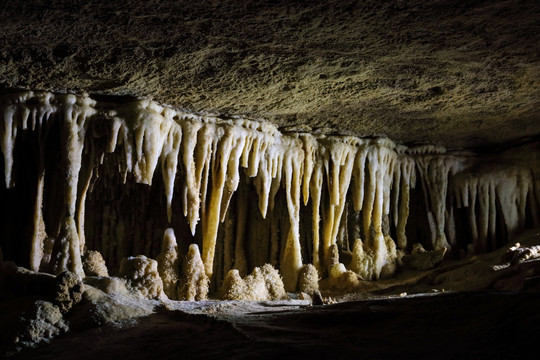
[1,1,540,358]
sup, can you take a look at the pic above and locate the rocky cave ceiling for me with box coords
[0,0,539,149]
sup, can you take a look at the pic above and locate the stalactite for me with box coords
[280,137,305,291]
[309,145,324,272]
[395,155,416,249]
[415,148,462,251]
[453,164,534,253]
[1,91,539,293]
[181,120,202,235]
[320,137,356,271]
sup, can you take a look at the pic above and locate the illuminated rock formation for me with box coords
[220,264,286,301]
[119,255,164,299]
[156,228,179,299]
[178,244,208,301]
[0,91,538,293]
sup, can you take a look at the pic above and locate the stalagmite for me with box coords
[1,91,539,297]
[326,262,362,292]
[220,269,247,300]
[30,173,46,272]
[82,250,109,277]
[297,264,320,294]
[178,244,209,301]
[156,228,180,299]
[220,264,286,301]
[119,255,164,299]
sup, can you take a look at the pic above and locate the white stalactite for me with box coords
[280,137,305,291]
[415,151,460,250]
[453,164,534,253]
[321,137,356,270]
[1,91,538,291]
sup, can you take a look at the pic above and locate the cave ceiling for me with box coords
[0,0,539,148]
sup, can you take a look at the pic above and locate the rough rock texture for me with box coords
[156,229,180,299]
[297,264,319,294]
[67,285,157,329]
[402,243,447,270]
[220,264,286,301]
[83,276,130,296]
[0,266,82,313]
[82,250,109,277]
[0,0,538,148]
[53,271,84,314]
[7,292,540,360]
[326,263,362,292]
[119,255,164,299]
[11,300,68,353]
[0,2,539,356]
[178,244,208,301]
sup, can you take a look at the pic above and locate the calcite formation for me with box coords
[0,91,538,293]
[220,264,286,301]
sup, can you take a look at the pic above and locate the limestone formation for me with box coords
[178,244,208,301]
[220,269,247,301]
[220,264,286,301]
[119,255,164,300]
[0,2,539,357]
[10,301,68,354]
[82,250,109,277]
[0,91,538,294]
[297,264,320,294]
[156,228,180,299]
[402,244,447,271]
[327,263,363,292]
[53,271,84,314]
[502,243,540,265]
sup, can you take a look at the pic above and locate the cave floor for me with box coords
[8,229,540,359]
[11,291,540,360]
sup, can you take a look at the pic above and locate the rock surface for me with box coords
[11,300,68,354]
[8,293,540,360]
[0,0,538,148]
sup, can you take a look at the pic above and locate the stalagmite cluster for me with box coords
[220,264,286,301]
[0,91,539,295]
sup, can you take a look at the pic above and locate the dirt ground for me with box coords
[9,292,540,360]
[0,0,539,148]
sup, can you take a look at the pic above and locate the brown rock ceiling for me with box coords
[0,0,539,148]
